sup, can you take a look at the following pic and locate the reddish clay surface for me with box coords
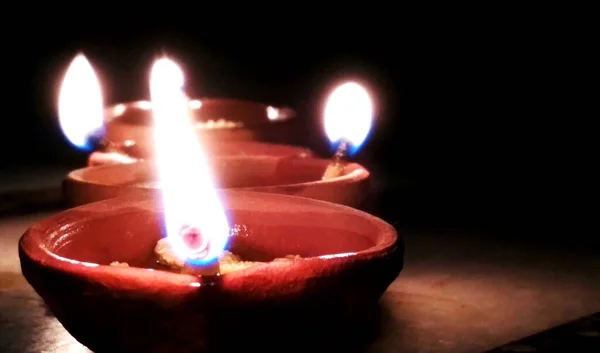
[104,98,299,147]
[19,191,403,353]
[66,156,370,208]
[87,141,314,167]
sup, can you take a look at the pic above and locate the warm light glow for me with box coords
[266,106,280,120]
[135,100,152,110]
[189,99,202,109]
[319,252,357,259]
[112,103,126,116]
[150,57,230,264]
[58,54,104,149]
[324,82,373,150]
[134,99,203,111]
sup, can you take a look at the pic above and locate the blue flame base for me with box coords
[70,127,106,152]
[185,257,220,276]
[186,256,219,266]
[330,139,361,157]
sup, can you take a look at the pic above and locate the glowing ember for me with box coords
[324,82,373,154]
[58,54,104,150]
[150,57,229,265]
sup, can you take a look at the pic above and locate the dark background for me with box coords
[1,13,582,244]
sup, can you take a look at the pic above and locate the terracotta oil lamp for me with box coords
[61,67,374,209]
[22,57,404,353]
[63,156,369,208]
[20,191,403,353]
[57,54,310,167]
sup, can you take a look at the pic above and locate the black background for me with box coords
[1,12,584,243]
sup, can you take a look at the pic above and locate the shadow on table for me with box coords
[38,299,396,353]
[484,312,600,352]
[0,188,64,218]
[249,302,396,353]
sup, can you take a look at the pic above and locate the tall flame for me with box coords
[150,58,230,264]
[324,82,373,153]
[58,54,104,150]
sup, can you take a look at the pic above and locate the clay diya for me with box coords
[64,156,370,208]
[87,140,313,166]
[19,191,403,353]
[57,54,307,167]
[104,97,298,145]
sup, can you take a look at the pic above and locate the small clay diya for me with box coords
[20,191,403,353]
[64,156,370,208]
[104,98,298,146]
[87,140,314,167]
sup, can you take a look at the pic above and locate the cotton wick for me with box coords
[95,138,141,158]
[322,139,350,180]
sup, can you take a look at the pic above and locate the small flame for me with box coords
[324,82,373,153]
[150,57,230,264]
[58,54,104,150]
[112,103,126,116]
[133,99,202,111]
[266,106,280,120]
[189,99,202,110]
[136,100,153,110]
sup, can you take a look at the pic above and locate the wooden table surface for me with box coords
[2,207,599,352]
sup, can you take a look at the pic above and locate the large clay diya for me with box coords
[19,191,403,353]
[64,156,370,208]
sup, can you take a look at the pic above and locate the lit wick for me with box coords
[155,225,220,276]
[179,225,220,275]
[321,82,373,180]
[86,130,141,166]
[87,134,141,163]
[321,139,350,180]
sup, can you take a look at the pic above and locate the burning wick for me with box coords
[154,225,221,276]
[321,82,373,181]
[87,137,140,166]
[85,129,140,155]
[94,137,138,155]
[179,225,220,276]
[180,225,210,258]
[321,139,350,180]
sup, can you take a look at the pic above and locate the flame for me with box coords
[133,99,202,111]
[189,99,202,110]
[58,54,104,150]
[324,82,373,153]
[135,100,153,110]
[150,58,230,264]
[112,103,126,116]
[266,106,280,120]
